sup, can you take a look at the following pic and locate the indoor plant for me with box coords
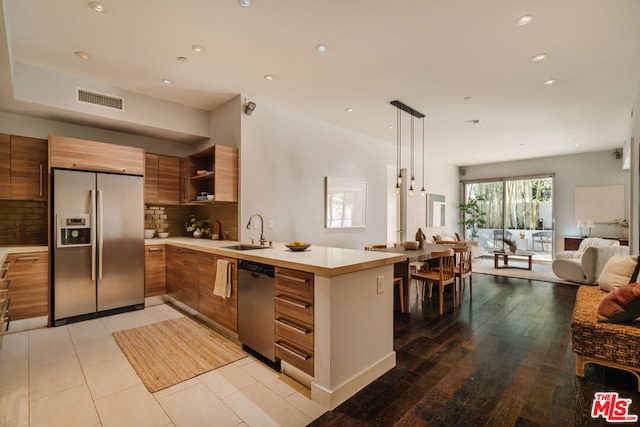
[457,195,487,240]
[186,215,211,238]
[502,237,517,253]
[610,218,629,239]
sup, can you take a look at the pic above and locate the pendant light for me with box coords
[421,117,426,196]
[395,108,402,194]
[390,100,425,194]
[409,115,415,196]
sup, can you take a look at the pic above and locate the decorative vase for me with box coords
[509,245,517,253]
[622,228,629,239]
[193,230,202,238]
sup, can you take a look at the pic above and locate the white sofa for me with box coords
[552,238,629,284]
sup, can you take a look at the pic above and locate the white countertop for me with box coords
[145,237,405,277]
[0,246,48,263]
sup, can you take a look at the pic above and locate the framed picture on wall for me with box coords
[427,193,446,227]
[325,177,367,228]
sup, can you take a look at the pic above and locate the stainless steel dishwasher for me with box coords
[238,259,276,362]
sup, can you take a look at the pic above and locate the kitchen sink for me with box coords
[221,244,272,251]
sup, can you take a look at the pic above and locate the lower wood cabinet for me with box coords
[4,252,48,320]
[274,267,314,375]
[182,249,198,310]
[166,246,184,302]
[144,245,166,297]
[198,253,238,333]
[151,245,238,333]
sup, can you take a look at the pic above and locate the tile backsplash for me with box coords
[145,204,238,240]
[0,199,238,246]
[0,200,47,246]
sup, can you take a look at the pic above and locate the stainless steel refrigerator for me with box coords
[52,168,144,326]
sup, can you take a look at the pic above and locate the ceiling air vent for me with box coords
[76,88,124,111]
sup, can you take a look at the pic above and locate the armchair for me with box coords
[552,238,629,284]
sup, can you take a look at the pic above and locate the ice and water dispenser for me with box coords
[57,214,91,247]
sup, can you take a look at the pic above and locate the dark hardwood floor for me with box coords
[310,273,640,426]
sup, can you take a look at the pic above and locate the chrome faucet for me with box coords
[246,213,267,245]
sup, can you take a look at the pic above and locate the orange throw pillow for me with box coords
[597,283,640,323]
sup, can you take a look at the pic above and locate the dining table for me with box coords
[375,243,464,313]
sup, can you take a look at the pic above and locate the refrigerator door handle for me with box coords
[98,189,104,280]
[90,189,97,281]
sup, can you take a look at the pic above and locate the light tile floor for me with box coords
[0,304,327,427]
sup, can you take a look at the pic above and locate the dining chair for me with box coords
[410,249,455,315]
[364,244,404,312]
[453,246,472,305]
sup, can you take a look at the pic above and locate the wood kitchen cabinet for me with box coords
[274,267,314,375]
[49,135,144,176]
[166,246,198,309]
[144,245,166,297]
[181,145,238,204]
[0,134,47,200]
[182,249,199,310]
[10,136,48,200]
[4,252,48,320]
[145,153,180,204]
[166,245,184,301]
[198,252,238,333]
[0,134,10,198]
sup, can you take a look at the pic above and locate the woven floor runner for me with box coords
[113,316,246,393]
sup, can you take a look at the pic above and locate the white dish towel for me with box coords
[213,259,231,299]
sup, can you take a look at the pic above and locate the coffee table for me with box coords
[493,251,534,270]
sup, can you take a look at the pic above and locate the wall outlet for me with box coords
[253,218,259,229]
[268,219,273,229]
[377,276,384,294]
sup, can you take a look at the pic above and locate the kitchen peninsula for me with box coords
[146,237,405,410]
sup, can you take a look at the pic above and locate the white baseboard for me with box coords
[311,351,396,410]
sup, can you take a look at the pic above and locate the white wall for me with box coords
[239,99,459,249]
[462,150,629,251]
[0,110,193,157]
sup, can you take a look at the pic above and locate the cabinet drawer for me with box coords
[274,314,313,351]
[275,338,314,376]
[274,291,313,324]
[275,267,313,299]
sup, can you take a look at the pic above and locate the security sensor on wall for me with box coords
[243,100,256,115]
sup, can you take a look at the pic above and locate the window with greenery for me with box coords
[462,175,554,252]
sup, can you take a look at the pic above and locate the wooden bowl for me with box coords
[402,241,419,250]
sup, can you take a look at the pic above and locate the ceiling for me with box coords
[1,0,640,166]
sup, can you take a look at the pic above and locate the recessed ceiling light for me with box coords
[264,74,274,80]
[238,0,254,7]
[316,44,328,53]
[575,144,581,147]
[88,2,106,13]
[531,53,547,62]
[177,56,188,63]
[345,108,353,112]
[191,45,205,53]
[162,79,172,85]
[544,78,557,85]
[515,14,534,26]
[388,126,394,130]
[75,51,90,60]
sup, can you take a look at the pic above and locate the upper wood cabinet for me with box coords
[11,136,48,200]
[145,153,180,204]
[182,145,238,203]
[49,135,144,176]
[0,134,48,200]
[0,134,10,198]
